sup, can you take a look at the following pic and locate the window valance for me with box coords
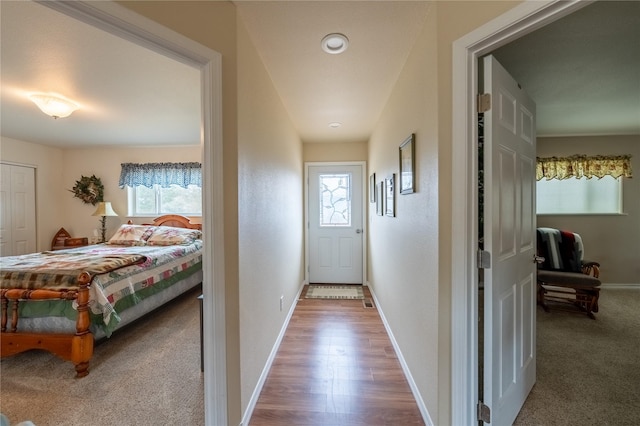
[536,155,632,181]
[119,162,202,189]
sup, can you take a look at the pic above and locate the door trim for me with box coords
[304,161,367,286]
[39,2,227,425]
[450,1,588,424]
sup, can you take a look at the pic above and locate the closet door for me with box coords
[0,164,36,256]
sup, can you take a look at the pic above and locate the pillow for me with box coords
[107,224,155,246]
[146,226,202,246]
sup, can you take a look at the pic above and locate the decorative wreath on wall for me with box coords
[70,175,104,205]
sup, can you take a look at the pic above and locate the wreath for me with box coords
[70,175,104,205]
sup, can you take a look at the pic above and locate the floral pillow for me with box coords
[107,225,155,246]
[146,226,202,246]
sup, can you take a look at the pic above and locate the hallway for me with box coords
[249,285,425,425]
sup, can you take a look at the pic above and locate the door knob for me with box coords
[356,229,363,234]
[533,255,545,264]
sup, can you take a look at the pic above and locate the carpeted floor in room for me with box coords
[514,288,640,425]
[0,287,204,426]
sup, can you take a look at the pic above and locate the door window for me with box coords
[319,173,351,227]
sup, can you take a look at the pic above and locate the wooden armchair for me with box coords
[536,228,601,319]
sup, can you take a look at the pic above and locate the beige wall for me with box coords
[537,135,640,284]
[0,137,200,250]
[61,145,201,238]
[1,137,64,251]
[360,1,524,423]
[303,141,368,163]
[236,16,304,416]
[367,2,440,420]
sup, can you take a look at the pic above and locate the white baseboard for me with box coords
[367,285,434,426]
[241,282,305,426]
[600,283,640,289]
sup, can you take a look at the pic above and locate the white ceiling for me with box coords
[1,1,638,150]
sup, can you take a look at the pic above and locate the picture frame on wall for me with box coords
[399,133,416,194]
[369,173,376,203]
[385,174,395,217]
[376,181,384,216]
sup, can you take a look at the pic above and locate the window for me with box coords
[128,184,202,216]
[535,154,631,215]
[536,175,622,214]
[319,173,351,226]
[119,162,202,216]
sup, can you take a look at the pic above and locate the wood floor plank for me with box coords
[249,285,425,425]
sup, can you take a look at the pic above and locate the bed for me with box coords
[0,214,203,377]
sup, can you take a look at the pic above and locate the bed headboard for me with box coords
[128,214,202,231]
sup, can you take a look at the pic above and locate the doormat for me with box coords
[305,285,364,300]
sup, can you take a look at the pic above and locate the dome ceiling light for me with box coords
[29,93,79,119]
[328,122,342,128]
[321,33,349,55]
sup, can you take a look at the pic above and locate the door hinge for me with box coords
[477,249,491,269]
[478,93,491,113]
[477,401,491,423]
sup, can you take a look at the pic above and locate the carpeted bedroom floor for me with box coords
[514,288,640,425]
[0,287,204,426]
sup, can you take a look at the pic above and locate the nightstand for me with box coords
[51,228,89,250]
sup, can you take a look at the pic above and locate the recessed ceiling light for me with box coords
[329,122,342,128]
[321,33,349,55]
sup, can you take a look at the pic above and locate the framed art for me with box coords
[376,181,384,216]
[369,173,376,203]
[385,174,395,217]
[399,133,415,194]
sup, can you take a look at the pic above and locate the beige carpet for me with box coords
[0,288,203,426]
[305,284,364,299]
[514,287,640,424]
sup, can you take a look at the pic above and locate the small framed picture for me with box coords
[399,133,416,194]
[369,173,376,203]
[385,174,395,217]
[376,181,384,216]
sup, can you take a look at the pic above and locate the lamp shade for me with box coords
[29,94,79,119]
[92,201,118,217]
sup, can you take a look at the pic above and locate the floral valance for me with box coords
[536,155,632,181]
[119,162,202,189]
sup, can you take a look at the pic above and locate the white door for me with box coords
[307,164,364,284]
[0,164,37,256]
[482,55,536,425]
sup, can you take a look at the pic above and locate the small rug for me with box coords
[305,284,364,300]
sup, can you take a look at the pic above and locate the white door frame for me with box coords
[39,2,227,425]
[304,161,367,286]
[450,1,588,424]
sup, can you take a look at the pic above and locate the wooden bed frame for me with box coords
[0,215,201,378]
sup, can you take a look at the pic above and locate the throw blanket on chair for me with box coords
[536,227,584,273]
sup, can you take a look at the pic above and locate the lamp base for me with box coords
[100,216,107,243]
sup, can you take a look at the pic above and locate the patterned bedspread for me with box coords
[0,241,203,336]
[0,251,146,290]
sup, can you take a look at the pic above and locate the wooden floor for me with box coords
[249,285,425,426]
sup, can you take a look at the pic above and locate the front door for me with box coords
[307,163,364,284]
[482,55,537,425]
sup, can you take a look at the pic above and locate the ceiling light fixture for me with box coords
[29,93,79,119]
[321,33,349,55]
[329,122,342,128]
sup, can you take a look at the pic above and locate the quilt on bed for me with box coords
[0,241,202,336]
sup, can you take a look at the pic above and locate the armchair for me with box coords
[536,227,601,319]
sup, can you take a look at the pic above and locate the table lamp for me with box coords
[92,201,118,243]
